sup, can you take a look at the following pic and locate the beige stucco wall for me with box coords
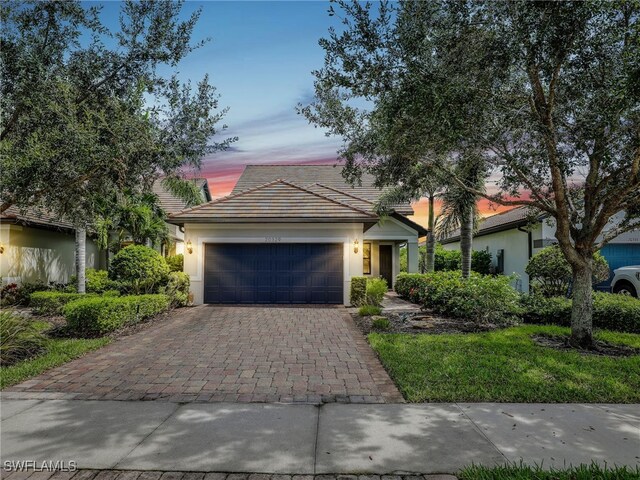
[0,224,105,284]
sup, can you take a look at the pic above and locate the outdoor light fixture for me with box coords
[0,244,4,254]
[353,239,359,254]
[186,240,193,254]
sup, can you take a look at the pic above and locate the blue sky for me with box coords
[97,1,343,195]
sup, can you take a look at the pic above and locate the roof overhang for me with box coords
[391,213,429,236]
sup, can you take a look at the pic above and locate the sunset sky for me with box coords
[99,1,513,227]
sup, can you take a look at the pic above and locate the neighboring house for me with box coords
[0,178,211,285]
[440,206,640,292]
[152,177,212,255]
[0,207,106,285]
[168,165,427,305]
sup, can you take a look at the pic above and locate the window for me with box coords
[363,242,371,274]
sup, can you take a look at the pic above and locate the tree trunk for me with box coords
[425,194,436,273]
[75,227,86,294]
[569,258,594,348]
[460,207,473,279]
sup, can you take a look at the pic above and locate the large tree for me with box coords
[301,0,640,348]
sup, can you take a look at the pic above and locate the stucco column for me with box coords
[407,240,419,273]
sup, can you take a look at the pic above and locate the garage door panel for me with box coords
[204,243,343,304]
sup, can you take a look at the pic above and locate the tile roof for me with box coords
[441,206,545,244]
[167,179,379,224]
[152,178,211,214]
[0,205,74,230]
[232,165,414,215]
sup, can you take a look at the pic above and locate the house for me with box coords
[0,207,106,284]
[440,206,640,292]
[167,165,427,305]
[0,178,211,285]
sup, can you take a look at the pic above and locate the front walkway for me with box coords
[6,306,402,404]
[1,400,637,473]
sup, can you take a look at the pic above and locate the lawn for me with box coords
[459,463,639,480]
[0,323,110,389]
[368,325,640,403]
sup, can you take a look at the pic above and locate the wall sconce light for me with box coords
[186,239,193,254]
[353,239,359,254]
[0,244,4,254]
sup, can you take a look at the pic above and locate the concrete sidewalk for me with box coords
[1,399,638,474]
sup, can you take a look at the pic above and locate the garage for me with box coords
[203,243,344,304]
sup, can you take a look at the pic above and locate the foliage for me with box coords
[166,254,184,273]
[433,244,492,275]
[460,462,640,480]
[1,1,235,223]
[1,281,51,306]
[358,305,382,317]
[0,311,46,365]
[0,334,110,389]
[160,272,190,307]
[372,317,391,331]
[30,291,97,316]
[395,271,521,324]
[368,325,640,403]
[350,277,367,306]
[365,277,388,306]
[64,294,170,335]
[109,245,170,294]
[522,293,640,334]
[84,269,121,294]
[526,246,610,297]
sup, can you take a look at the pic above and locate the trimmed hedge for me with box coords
[64,294,170,335]
[395,271,521,324]
[30,292,96,316]
[86,269,122,294]
[522,292,640,333]
[350,277,367,306]
[109,245,170,294]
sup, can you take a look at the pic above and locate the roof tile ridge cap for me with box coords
[279,180,377,218]
[168,179,285,217]
[312,183,375,205]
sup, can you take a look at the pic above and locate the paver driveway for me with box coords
[7,306,403,404]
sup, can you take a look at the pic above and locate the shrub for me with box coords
[359,305,382,316]
[395,273,431,303]
[432,244,492,274]
[0,311,46,365]
[161,272,190,307]
[166,254,184,272]
[65,294,170,335]
[1,281,51,306]
[30,291,97,316]
[526,245,609,297]
[521,293,640,333]
[366,277,388,306]
[371,317,390,330]
[109,245,170,294]
[85,269,121,294]
[350,276,367,306]
[1,283,20,306]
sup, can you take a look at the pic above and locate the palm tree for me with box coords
[435,154,486,278]
[75,227,86,293]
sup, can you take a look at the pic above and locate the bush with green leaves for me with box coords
[366,277,388,306]
[1,281,51,306]
[85,269,122,293]
[160,272,190,307]
[109,245,170,294]
[521,292,640,333]
[0,311,46,365]
[30,292,98,316]
[371,317,390,330]
[350,276,367,306]
[525,245,610,297]
[64,294,170,335]
[359,305,382,316]
[165,254,184,272]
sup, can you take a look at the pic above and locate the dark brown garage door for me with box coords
[203,243,344,304]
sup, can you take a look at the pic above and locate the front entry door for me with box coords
[379,244,393,289]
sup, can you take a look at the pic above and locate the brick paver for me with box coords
[6,306,403,403]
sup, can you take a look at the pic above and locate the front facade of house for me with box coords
[169,166,425,306]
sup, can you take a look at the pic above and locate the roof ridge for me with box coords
[168,179,285,217]
[278,180,377,218]
[311,183,375,205]
[482,205,528,220]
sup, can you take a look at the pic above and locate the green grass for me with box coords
[368,325,640,403]
[460,462,639,480]
[358,304,382,316]
[0,324,110,389]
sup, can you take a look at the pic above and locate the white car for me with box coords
[611,266,640,298]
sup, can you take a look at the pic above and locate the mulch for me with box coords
[531,333,640,357]
[353,310,501,335]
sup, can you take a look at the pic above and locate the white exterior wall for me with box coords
[183,223,365,305]
[0,224,105,284]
